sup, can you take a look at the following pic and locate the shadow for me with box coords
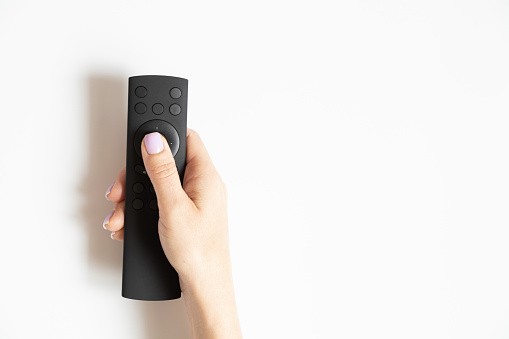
[83,74,190,339]
[84,75,126,279]
[140,300,191,339]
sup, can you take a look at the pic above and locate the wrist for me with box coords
[180,259,242,339]
[178,252,233,290]
[180,261,235,299]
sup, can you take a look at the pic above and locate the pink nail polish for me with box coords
[105,182,114,200]
[103,210,115,229]
[144,132,164,154]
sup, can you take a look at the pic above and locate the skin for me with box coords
[105,129,242,339]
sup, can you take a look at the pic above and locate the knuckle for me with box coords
[188,128,202,142]
[150,162,178,181]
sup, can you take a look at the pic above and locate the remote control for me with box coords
[122,75,188,301]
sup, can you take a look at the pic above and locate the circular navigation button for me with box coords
[149,199,158,211]
[134,165,147,176]
[134,102,146,114]
[152,103,164,115]
[133,199,143,210]
[170,87,181,99]
[135,86,147,98]
[133,183,144,194]
[169,104,181,115]
[133,120,180,158]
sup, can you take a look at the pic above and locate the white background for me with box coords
[1,1,509,338]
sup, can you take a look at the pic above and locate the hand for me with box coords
[104,129,242,338]
[104,128,229,284]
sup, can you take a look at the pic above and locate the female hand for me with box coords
[104,129,242,338]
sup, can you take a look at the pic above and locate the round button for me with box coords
[169,104,181,115]
[134,102,147,114]
[133,120,180,158]
[135,86,147,98]
[170,87,181,99]
[132,199,144,210]
[133,182,144,194]
[152,103,164,115]
[149,199,158,211]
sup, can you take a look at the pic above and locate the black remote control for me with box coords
[122,75,188,301]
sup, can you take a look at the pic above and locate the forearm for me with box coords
[181,263,242,339]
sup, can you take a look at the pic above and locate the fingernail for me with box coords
[105,182,114,200]
[103,210,115,229]
[144,132,164,155]
[110,232,116,240]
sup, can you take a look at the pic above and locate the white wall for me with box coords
[1,1,509,338]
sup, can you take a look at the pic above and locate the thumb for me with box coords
[141,132,185,207]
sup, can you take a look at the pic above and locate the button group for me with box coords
[131,82,182,213]
[133,86,182,116]
[132,165,159,211]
